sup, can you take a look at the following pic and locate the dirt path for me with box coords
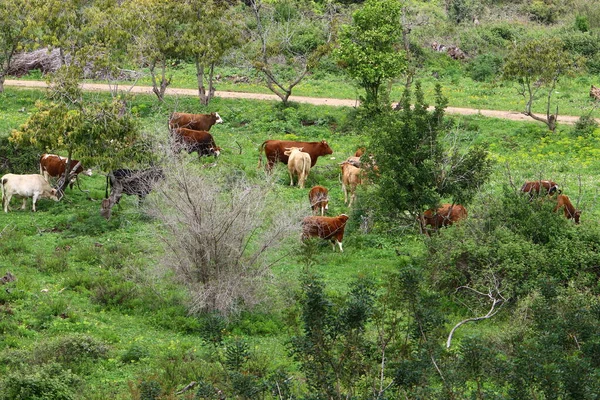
[5,79,585,125]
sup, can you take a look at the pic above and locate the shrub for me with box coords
[573,114,599,136]
[527,0,560,24]
[121,343,150,364]
[575,15,590,32]
[561,30,599,57]
[467,53,504,82]
[36,334,110,367]
[0,363,82,400]
[0,136,39,176]
[91,278,139,310]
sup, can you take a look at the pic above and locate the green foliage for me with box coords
[121,343,150,364]
[335,0,406,109]
[289,271,376,398]
[0,135,40,175]
[139,379,162,400]
[447,0,482,24]
[526,0,566,24]
[467,53,504,82]
[368,82,492,222]
[573,114,599,136]
[0,363,82,400]
[561,30,600,57]
[575,14,590,32]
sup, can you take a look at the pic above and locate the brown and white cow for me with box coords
[309,186,329,216]
[553,194,581,224]
[39,154,92,189]
[172,128,221,158]
[302,214,349,252]
[520,180,561,198]
[1,173,59,212]
[283,147,311,188]
[169,112,223,132]
[420,203,467,235]
[341,162,363,207]
[258,140,333,171]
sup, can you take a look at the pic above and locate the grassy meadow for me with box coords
[1,84,599,398]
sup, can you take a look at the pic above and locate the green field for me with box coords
[1,82,599,398]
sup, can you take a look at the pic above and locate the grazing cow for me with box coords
[553,194,581,224]
[101,168,165,219]
[520,180,561,198]
[420,203,468,235]
[302,214,349,252]
[258,140,333,171]
[39,154,92,189]
[590,85,600,101]
[169,112,223,132]
[172,128,221,158]
[341,162,363,207]
[309,186,329,216]
[283,147,311,188]
[1,173,59,212]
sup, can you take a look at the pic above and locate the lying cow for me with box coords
[39,153,92,189]
[169,112,223,132]
[553,194,581,224]
[302,214,349,252]
[1,173,59,212]
[341,161,363,207]
[309,186,329,216]
[258,140,333,172]
[283,147,311,188]
[172,128,221,158]
[420,203,467,235]
[520,180,561,198]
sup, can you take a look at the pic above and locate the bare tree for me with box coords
[146,161,303,316]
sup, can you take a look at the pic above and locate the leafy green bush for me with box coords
[575,15,590,32]
[573,114,599,136]
[36,334,110,366]
[121,343,150,363]
[0,363,82,400]
[561,30,600,57]
[527,0,560,24]
[467,53,504,82]
[0,136,39,176]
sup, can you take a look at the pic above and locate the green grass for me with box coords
[1,86,600,397]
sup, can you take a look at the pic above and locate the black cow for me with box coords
[101,167,164,219]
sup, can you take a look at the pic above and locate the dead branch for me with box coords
[446,279,506,348]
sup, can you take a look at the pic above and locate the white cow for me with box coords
[283,147,312,189]
[1,174,60,212]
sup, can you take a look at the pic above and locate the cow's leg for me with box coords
[289,170,294,186]
[31,194,38,212]
[2,194,10,212]
[334,239,343,253]
[342,182,348,204]
[320,206,324,216]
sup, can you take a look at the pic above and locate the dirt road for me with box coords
[5,79,586,125]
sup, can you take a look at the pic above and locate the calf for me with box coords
[258,140,333,171]
[590,85,600,101]
[169,112,223,131]
[283,147,311,188]
[520,180,560,198]
[172,128,221,158]
[39,153,92,189]
[341,162,363,207]
[553,194,581,224]
[1,173,59,212]
[309,186,329,216]
[420,203,467,235]
[302,214,349,252]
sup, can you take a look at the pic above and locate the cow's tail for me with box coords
[257,141,266,169]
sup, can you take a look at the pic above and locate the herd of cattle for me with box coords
[0,112,584,252]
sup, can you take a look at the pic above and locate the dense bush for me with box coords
[561,30,600,57]
[0,363,82,400]
[0,136,39,175]
[467,53,504,81]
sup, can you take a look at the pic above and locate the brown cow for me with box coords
[309,186,329,216]
[553,194,581,224]
[169,112,223,131]
[173,128,221,158]
[590,85,600,101]
[302,214,349,252]
[39,154,92,189]
[520,180,561,198]
[258,140,333,171]
[283,147,311,188]
[341,162,363,207]
[420,203,467,235]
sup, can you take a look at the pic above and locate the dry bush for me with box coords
[146,162,302,316]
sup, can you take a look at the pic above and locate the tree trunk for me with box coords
[0,75,4,93]
[195,56,207,104]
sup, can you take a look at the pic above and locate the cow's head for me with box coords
[573,210,582,224]
[48,188,60,202]
[320,140,333,155]
[211,147,221,157]
[83,168,93,177]
[213,112,223,124]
